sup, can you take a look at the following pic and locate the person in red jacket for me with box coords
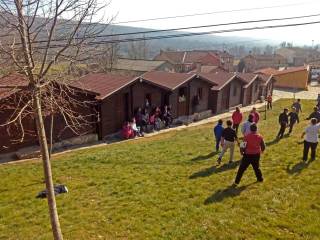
[122,122,134,139]
[231,107,243,135]
[234,124,265,185]
[251,107,260,123]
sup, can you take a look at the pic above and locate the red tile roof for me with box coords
[0,74,28,100]
[237,73,259,88]
[199,72,239,90]
[72,73,137,99]
[141,71,197,90]
[273,66,307,75]
[254,68,279,75]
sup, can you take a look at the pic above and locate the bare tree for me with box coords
[0,1,110,239]
[127,34,149,59]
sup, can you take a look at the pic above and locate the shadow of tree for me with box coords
[189,161,240,179]
[204,182,256,204]
[191,151,219,162]
[286,160,312,175]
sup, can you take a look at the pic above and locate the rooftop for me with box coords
[112,58,167,72]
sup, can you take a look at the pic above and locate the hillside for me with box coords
[1,99,319,239]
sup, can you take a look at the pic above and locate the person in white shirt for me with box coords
[241,114,254,136]
[301,118,320,161]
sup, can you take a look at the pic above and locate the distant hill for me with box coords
[103,24,280,58]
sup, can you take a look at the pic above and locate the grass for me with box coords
[1,99,320,240]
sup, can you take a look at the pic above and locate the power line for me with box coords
[113,1,315,24]
[35,19,320,49]
[13,12,320,45]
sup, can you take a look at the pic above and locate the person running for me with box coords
[234,124,265,185]
[267,94,272,110]
[213,119,224,152]
[241,114,254,136]
[232,107,243,135]
[277,108,289,139]
[301,118,320,161]
[217,120,239,165]
[306,107,320,123]
[292,99,302,114]
[288,107,299,135]
[251,107,260,123]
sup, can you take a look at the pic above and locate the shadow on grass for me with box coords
[204,182,257,204]
[191,151,219,162]
[189,160,240,179]
[286,160,313,175]
[266,134,290,146]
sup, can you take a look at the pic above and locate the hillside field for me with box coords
[0,99,319,240]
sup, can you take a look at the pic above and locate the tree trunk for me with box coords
[33,91,63,240]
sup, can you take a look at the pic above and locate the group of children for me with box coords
[212,97,320,186]
[213,106,265,185]
[122,105,173,139]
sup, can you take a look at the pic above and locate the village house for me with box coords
[0,74,98,157]
[200,72,247,113]
[240,54,288,72]
[276,47,320,66]
[255,66,309,90]
[110,58,175,76]
[154,50,234,73]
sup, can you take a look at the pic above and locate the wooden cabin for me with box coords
[0,74,98,155]
[238,73,264,106]
[200,72,247,114]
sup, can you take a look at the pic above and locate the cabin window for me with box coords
[197,87,203,100]
[233,86,237,96]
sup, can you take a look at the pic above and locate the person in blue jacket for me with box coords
[214,119,224,152]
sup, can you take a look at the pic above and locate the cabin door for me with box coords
[246,86,252,105]
[221,85,230,110]
[177,87,188,116]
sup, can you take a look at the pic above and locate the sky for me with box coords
[102,0,320,46]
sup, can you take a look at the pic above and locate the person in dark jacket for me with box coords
[234,124,265,185]
[213,119,224,152]
[277,108,289,139]
[288,107,299,134]
[307,107,320,123]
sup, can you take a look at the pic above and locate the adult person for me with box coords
[241,114,254,136]
[251,107,260,124]
[288,107,299,135]
[234,124,265,185]
[292,99,302,114]
[213,119,224,152]
[267,94,272,110]
[232,107,243,135]
[306,107,320,123]
[162,105,173,128]
[217,120,239,165]
[277,108,289,139]
[301,118,320,161]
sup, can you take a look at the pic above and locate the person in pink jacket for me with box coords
[232,107,243,135]
[251,107,260,124]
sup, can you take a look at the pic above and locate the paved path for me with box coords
[273,86,320,100]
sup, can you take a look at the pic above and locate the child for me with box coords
[130,118,143,137]
[213,119,224,152]
[217,120,239,164]
[288,107,299,134]
[267,94,272,110]
[277,108,289,139]
[251,107,260,124]
[232,107,243,135]
[122,122,134,139]
[301,118,320,161]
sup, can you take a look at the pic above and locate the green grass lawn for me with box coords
[1,99,320,240]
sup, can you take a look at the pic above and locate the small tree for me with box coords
[0,1,109,239]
